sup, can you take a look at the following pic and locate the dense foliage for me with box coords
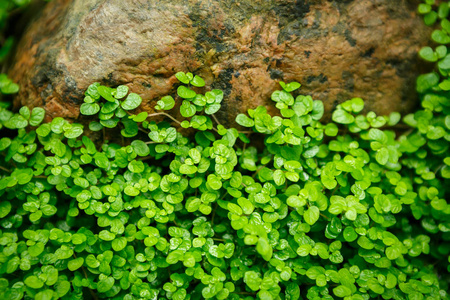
[0,0,449,299]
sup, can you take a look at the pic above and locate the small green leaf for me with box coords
[0,201,11,218]
[304,206,320,225]
[97,277,115,293]
[376,147,389,165]
[115,85,129,99]
[156,96,175,110]
[35,290,54,300]
[175,72,190,84]
[121,93,142,110]
[99,230,115,241]
[332,109,354,124]
[191,75,205,87]
[80,103,100,115]
[343,227,358,242]
[281,81,301,92]
[236,114,254,127]
[24,275,44,289]
[64,125,84,139]
[98,85,116,102]
[180,100,196,117]
[29,107,46,126]
[177,86,196,99]
[416,72,439,93]
[419,46,438,62]
[128,160,145,173]
[68,258,84,271]
[131,140,150,156]
[256,237,273,261]
[112,237,127,251]
[334,285,352,298]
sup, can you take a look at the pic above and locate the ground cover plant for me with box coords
[0,0,449,299]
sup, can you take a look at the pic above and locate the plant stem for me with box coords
[211,202,218,225]
[0,166,11,173]
[211,114,222,126]
[147,112,182,125]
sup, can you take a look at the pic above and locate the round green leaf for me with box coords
[29,107,46,126]
[177,86,196,99]
[236,114,254,127]
[332,109,354,124]
[68,258,84,271]
[80,103,100,115]
[0,201,11,218]
[304,206,320,225]
[121,93,142,110]
[191,75,205,87]
[24,275,44,289]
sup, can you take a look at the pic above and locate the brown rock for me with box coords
[9,0,431,126]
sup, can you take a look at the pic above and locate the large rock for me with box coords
[10,0,430,125]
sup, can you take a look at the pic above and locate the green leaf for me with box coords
[99,230,115,241]
[64,125,84,139]
[191,75,205,87]
[89,121,103,131]
[419,46,438,62]
[29,107,46,126]
[97,277,115,293]
[228,203,243,215]
[177,86,196,99]
[273,170,285,186]
[180,100,196,117]
[0,137,11,151]
[85,82,100,99]
[332,109,354,124]
[115,85,129,99]
[311,100,324,120]
[205,103,221,115]
[236,114,254,127]
[287,196,306,208]
[0,201,11,218]
[124,186,139,196]
[280,81,301,92]
[325,123,339,136]
[343,227,358,242]
[432,29,450,44]
[112,237,127,251]
[68,257,84,271]
[121,93,142,110]
[376,147,389,165]
[244,271,262,291]
[98,85,116,102]
[35,290,54,300]
[156,96,175,110]
[128,160,145,173]
[304,206,320,225]
[416,72,439,93]
[386,246,401,260]
[131,111,148,122]
[180,164,197,175]
[24,275,44,289]
[101,100,119,114]
[207,174,222,190]
[175,72,190,84]
[131,140,150,156]
[55,245,73,259]
[80,103,100,115]
[334,285,352,298]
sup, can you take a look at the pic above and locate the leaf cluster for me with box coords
[0,2,449,299]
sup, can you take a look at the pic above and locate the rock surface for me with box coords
[10,0,431,125]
